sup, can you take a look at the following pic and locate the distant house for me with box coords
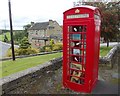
[28,20,62,48]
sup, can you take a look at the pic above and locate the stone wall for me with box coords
[99,45,120,68]
[0,57,62,94]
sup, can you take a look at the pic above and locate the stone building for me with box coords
[28,20,62,48]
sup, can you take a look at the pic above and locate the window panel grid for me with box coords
[68,25,87,85]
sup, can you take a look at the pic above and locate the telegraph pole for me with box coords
[8,0,15,61]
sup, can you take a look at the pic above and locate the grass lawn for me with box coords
[0,52,62,78]
[0,32,11,41]
[0,34,4,41]
[100,46,112,57]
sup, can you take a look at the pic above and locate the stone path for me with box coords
[92,80,118,94]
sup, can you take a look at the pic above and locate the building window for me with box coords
[49,26,54,29]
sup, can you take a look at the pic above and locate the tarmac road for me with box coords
[0,41,19,58]
[100,42,119,47]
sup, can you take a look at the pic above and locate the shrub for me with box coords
[39,47,45,52]
[6,48,19,57]
[39,43,63,52]
[18,48,39,55]
[3,34,8,43]
[50,39,54,46]
[6,49,12,57]
[6,48,39,57]
[26,48,39,55]
[45,47,52,52]
[40,45,52,52]
[19,37,31,49]
[14,48,19,56]
[52,43,63,51]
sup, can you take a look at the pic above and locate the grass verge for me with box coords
[0,32,11,41]
[0,52,62,78]
[100,46,113,57]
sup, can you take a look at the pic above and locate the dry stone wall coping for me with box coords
[99,44,119,65]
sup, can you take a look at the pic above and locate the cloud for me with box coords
[0,0,77,30]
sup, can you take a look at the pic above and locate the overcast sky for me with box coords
[0,0,78,30]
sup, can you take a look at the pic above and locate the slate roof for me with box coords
[29,22,49,30]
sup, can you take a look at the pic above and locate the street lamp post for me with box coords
[8,0,15,61]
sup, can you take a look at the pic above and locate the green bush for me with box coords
[14,48,19,56]
[40,45,52,52]
[6,48,39,57]
[39,43,63,52]
[39,47,45,52]
[50,39,54,46]
[19,37,31,49]
[26,48,39,55]
[45,47,52,52]
[6,48,19,57]
[3,34,9,43]
[52,43,63,51]
[6,49,12,57]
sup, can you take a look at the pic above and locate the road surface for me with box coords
[0,41,19,58]
[100,42,119,47]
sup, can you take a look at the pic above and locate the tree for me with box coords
[84,2,120,47]
[19,37,31,49]
[13,29,31,44]
[50,39,55,46]
[100,2,119,47]
[4,34,8,42]
[23,23,32,38]
[23,24,31,31]
[14,31,24,43]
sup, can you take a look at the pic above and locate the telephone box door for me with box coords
[63,20,92,92]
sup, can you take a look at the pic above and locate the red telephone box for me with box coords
[63,5,101,93]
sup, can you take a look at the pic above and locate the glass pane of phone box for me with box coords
[71,34,82,40]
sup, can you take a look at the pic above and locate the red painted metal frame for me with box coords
[63,6,101,93]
